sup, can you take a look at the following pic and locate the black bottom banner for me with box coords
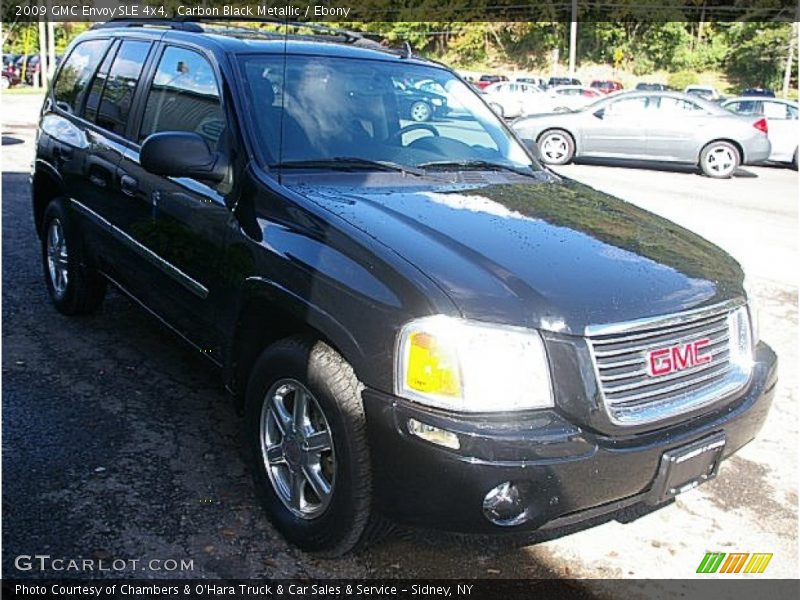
[3,579,800,600]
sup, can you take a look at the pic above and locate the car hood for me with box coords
[291,177,743,335]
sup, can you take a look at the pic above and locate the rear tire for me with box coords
[41,199,106,315]
[699,141,740,178]
[244,337,373,555]
[537,129,575,165]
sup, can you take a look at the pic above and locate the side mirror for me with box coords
[593,108,605,119]
[140,131,227,183]
[522,138,544,162]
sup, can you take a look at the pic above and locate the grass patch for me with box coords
[2,87,46,96]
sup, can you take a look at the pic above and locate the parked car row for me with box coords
[511,90,795,178]
[2,52,63,88]
[482,82,603,118]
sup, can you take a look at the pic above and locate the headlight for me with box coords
[431,98,444,106]
[395,316,553,412]
[743,277,760,345]
[728,305,754,375]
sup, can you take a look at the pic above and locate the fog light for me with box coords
[483,481,530,527]
[407,418,460,449]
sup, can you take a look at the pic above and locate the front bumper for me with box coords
[363,342,777,534]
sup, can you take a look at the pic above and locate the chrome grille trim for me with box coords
[585,299,745,337]
[586,299,751,426]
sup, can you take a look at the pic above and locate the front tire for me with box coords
[537,129,575,165]
[699,141,740,178]
[41,199,106,315]
[244,337,372,555]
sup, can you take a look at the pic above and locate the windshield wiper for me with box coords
[416,159,538,178]
[277,157,424,176]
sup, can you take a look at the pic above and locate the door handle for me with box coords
[89,174,107,188]
[120,174,138,197]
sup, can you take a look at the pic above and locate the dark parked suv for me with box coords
[33,19,777,555]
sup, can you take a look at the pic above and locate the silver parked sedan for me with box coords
[512,91,772,178]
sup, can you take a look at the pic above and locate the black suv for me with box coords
[33,19,777,555]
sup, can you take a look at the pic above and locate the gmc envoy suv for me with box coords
[32,19,777,555]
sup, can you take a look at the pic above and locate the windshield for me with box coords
[238,54,537,172]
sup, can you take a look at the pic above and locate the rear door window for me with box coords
[139,46,224,149]
[84,40,119,122]
[94,40,151,137]
[53,39,110,114]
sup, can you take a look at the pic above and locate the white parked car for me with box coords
[520,85,603,116]
[483,81,543,118]
[684,85,720,101]
[514,75,547,89]
[722,97,798,167]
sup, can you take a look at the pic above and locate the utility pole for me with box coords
[37,6,46,89]
[569,0,578,76]
[783,20,798,99]
[47,1,56,82]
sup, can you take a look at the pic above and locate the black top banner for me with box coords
[1,0,798,23]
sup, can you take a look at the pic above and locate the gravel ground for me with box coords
[2,93,797,590]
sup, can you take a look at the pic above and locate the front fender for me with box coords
[242,275,365,373]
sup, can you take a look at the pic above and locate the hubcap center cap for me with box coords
[284,437,302,466]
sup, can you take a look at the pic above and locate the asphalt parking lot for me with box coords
[2,93,797,589]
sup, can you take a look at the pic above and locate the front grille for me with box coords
[586,300,752,426]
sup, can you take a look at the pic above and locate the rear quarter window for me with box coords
[53,39,110,114]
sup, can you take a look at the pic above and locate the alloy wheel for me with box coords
[541,132,570,163]
[46,218,69,298]
[704,145,737,177]
[410,101,431,122]
[260,378,336,519]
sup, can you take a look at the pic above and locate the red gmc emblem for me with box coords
[647,338,712,377]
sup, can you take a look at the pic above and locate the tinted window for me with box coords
[53,40,110,114]
[140,47,224,148]
[651,97,703,113]
[605,96,649,116]
[84,40,119,122]
[95,41,150,136]
[240,55,533,169]
[728,100,762,116]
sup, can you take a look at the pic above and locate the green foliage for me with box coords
[3,19,793,97]
[724,22,793,90]
[667,70,699,90]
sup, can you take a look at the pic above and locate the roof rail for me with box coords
[92,17,367,42]
[90,19,204,32]
[89,17,407,56]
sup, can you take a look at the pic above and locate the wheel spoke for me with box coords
[302,464,331,500]
[288,470,305,511]
[271,394,293,435]
[292,387,308,431]
[304,429,332,454]
[265,444,285,465]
